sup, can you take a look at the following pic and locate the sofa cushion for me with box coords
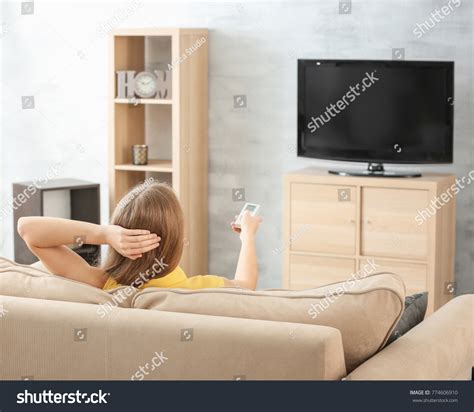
[0,257,135,309]
[386,292,428,345]
[132,272,405,372]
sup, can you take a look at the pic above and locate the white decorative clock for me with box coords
[134,72,158,98]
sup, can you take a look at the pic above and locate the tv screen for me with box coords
[297,60,454,164]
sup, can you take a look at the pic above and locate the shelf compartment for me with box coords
[114,98,172,105]
[115,159,172,173]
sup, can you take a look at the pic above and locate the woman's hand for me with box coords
[228,211,262,290]
[105,225,160,260]
[231,211,262,241]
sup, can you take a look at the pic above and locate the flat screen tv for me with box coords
[297,59,454,177]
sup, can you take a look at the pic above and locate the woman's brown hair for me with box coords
[102,182,184,286]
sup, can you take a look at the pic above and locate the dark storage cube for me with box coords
[13,178,100,266]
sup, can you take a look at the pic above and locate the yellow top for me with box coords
[102,265,225,290]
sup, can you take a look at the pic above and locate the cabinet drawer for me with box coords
[289,254,355,290]
[360,258,427,296]
[361,187,429,260]
[290,183,356,255]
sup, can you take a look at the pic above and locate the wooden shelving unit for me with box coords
[109,28,208,275]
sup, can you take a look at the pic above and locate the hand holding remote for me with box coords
[231,211,262,241]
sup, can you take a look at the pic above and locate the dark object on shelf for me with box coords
[13,178,100,266]
[386,292,429,345]
[132,144,148,165]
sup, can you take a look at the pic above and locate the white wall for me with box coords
[1,0,472,293]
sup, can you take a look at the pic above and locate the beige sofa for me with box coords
[0,257,472,380]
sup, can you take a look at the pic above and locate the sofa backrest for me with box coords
[0,257,135,309]
[0,257,405,373]
[0,294,347,380]
[132,272,406,372]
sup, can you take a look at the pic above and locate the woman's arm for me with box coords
[224,211,262,290]
[17,217,160,288]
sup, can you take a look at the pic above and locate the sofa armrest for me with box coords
[346,295,473,380]
[0,295,346,380]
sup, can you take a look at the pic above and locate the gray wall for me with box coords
[1,0,472,293]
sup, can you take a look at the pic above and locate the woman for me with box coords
[17,182,262,290]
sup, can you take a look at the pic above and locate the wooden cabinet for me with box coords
[283,169,456,314]
[361,187,429,260]
[290,183,356,255]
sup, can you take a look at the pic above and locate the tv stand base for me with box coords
[328,163,422,178]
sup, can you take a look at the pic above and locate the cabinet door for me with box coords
[289,255,356,290]
[361,187,429,260]
[360,258,427,296]
[290,183,356,255]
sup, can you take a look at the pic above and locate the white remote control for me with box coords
[234,203,260,229]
